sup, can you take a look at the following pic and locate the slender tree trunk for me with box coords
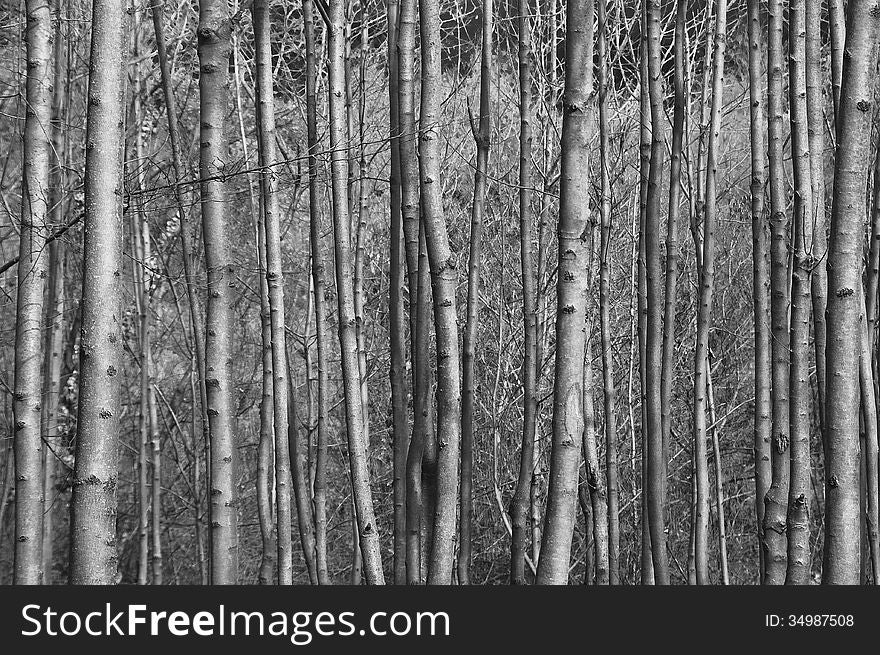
[13,0,53,586]
[418,0,462,586]
[660,0,686,488]
[510,0,538,586]
[40,0,67,584]
[303,0,330,586]
[252,0,295,585]
[747,0,772,584]
[397,0,427,584]
[638,6,654,587]
[763,0,791,586]
[150,1,211,581]
[386,0,408,587]
[706,366,729,583]
[828,0,845,124]
[806,0,827,433]
[535,0,595,585]
[692,0,727,586]
[858,285,880,580]
[198,0,238,584]
[595,0,619,586]
[131,21,151,586]
[353,11,371,562]
[644,0,669,585]
[288,351,318,584]
[327,0,385,585]
[254,183,276,585]
[583,338,609,585]
[460,0,493,586]
[786,0,814,586]
[69,0,126,585]
[824,0,880,585]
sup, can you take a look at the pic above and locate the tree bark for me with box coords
[746,0,772,584]
[69,0,127,585]
[535,0,595,585]
[763,0,791,586]
[303,0,331,586]
[252,0,295,585]
[418,0,462,586]
[786,0,814,586]
[510,0,538,586]
[460,0,493,586]
[644,0,669,585]
[13,0,53,586]
[327,0,385,585]
[386,0,409,587]
[824,0,880,585]
[198,0,238,584]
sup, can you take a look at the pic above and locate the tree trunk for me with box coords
[824,0,880,585]
[763,0,791,586]
[535,0,594,585]
[595,0,619,586]
[69,0,126,585]
[746,0,772,584]
[303,0,330,586]
[510,0,538,586]
[327,0,385,585]
[252,0,295,585]
[198,0,238,584]
[692,0,727,586]
[386,0,409,587]
[13,0,53,586]
[583,338,609,585]
[150,1,211,583]
[460,0,493,586]
[418,0,462,586]
[786,0,814,586]
[644,0,669,585]
[39,0,67,585]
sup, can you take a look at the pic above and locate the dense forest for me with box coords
[1,0,878,585]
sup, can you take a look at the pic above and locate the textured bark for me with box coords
[693,0,727,586]
[510,0,538,586]
[198,0,238,584]
[828,0,845,122]
[857,286,880,581]
[39,0,66,585]
[396,0,426,584]
[386,0,408,587]
[252,0,295,585]
[254,194,275,585]
[13,0,53,585]
[824,0,880,585]
[131,21,151,587]
[643,0,669,585]
[535,0,594,585]
[69,0,126,585]
[595,0,619,586]
[583,338,609,585]
[746,0,772,584]
[460,0,493,586]
[288,353,318,584]
[660,0,686,489]
[418,0,462,586]
[303,0,330,586]
[763,0,790,586]
[806,0,828,431]
[637,5,654,586]
[786,0,813,586]
[327,0,385,585]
